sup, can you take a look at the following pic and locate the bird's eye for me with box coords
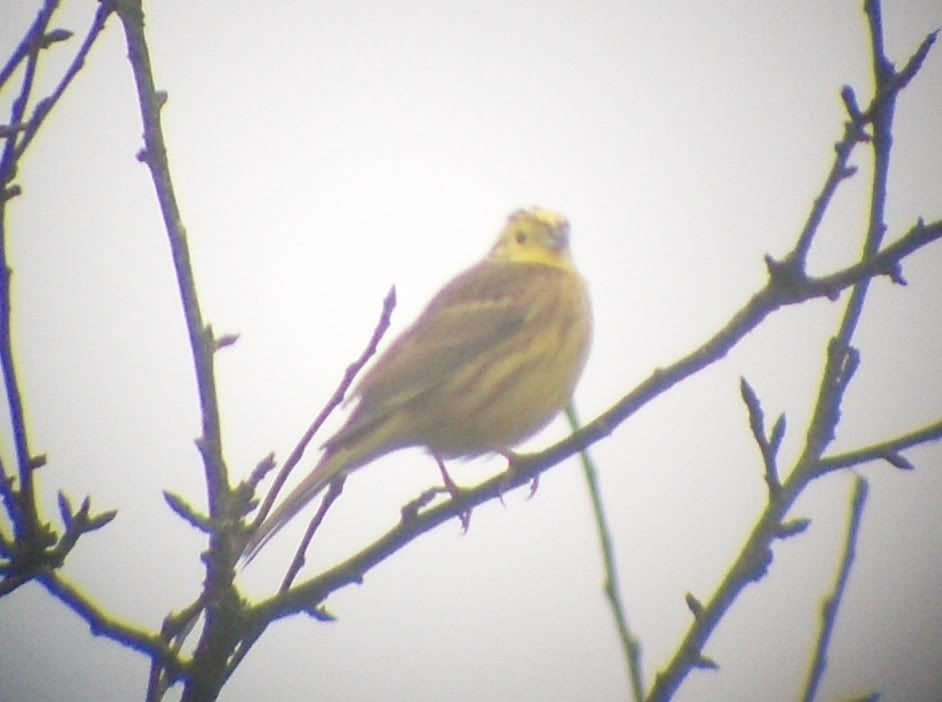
[515,230,527,244]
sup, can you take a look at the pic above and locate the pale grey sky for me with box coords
[1,1,941,701]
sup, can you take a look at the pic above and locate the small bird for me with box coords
[243,207,592,561]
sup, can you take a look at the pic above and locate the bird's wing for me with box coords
[324,261,537,450]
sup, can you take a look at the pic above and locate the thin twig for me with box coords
[37,571,190,679]
[114,0,228,521]
[801,476,869,702]
[251,286,396,531]
[0,0,114,595]
[12,4,113,161]
[788,103,868,267]
[280,479,345,592]
[0,0,57,94]
[647,6,934,699]
[146,594,208,702]
[740,378,782,497]
[114,3,238,699]
[816,418,942,475]
[797,0,903,472]
[228,291,396,679]
[567,404,645,702]
[0,4,50,544]
[0,570,34,596]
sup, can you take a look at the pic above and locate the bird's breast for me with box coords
[419,267,591,457]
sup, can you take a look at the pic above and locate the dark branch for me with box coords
[0,0,57,93]
[0,0,47,546]
[38,571,190,679]
[647,5,936,697]
[740,378,782,497]
[12,5,113,162]
[249,286,396,531]
[816,418,942,476]
[800,477,869,702]
[114,3,241,699]
[567,404,645,702]
[114,0,229,520]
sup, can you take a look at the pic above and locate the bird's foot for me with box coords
[497,450,539,502]
[435,455,472,532]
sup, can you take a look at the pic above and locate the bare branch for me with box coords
[37,571,190,679]
[786,108,868,268]
[114,0,230,521]
[280,479,346,592]
[164,491,211,533]
[816,418,942,476]
[567,404,645,702]
[0,0,56,93]
[12,5,113,161]
[776,518,811,540]
[0,3,46,545]
[113,3,243,698]
[249,286,396,531]
[740,378,782,496]
[647,5,937,698]
[801,476,869,702]
[0,2,115,591]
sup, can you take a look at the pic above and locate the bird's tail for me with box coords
[242,449,346,564]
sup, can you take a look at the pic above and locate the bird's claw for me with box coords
[526,474,540,499]
[497,450,540,500]
[435,455,473,532]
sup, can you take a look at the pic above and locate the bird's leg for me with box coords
[498,450,540,499]
[435,455,462,495]
[434,454,472,532]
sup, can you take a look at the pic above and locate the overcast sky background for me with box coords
[1,1,941,701]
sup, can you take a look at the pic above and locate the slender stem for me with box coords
[797,0,900,475]
[251,287,396,530]
[567,404,645,702]
[0,0,58,94]
[788,117,866,268]
[114,0,228,519]
[115,3,235,699]
[12,5,113,162]
[0,2,112,548]
[37,571,190,678]
[0,4,51,541]
[229,291,396,680]
[817,418,942,475]
[800,477,868,702]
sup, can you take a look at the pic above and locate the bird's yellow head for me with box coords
[489,207,574,270]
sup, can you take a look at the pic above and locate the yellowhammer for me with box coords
[244,207,592,560]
